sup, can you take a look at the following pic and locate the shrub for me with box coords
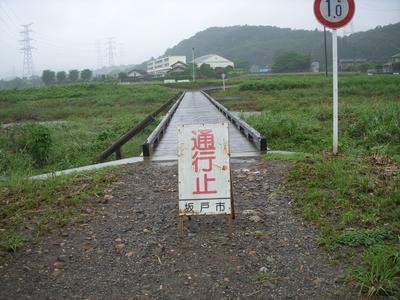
[26,125,52,166]
[9,124,52,167]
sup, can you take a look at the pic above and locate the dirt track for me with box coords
[0,159,356,299]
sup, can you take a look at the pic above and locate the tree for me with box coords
[234,60,250,70]
[68,70,79,82]
[81,69,93,81]
[173,63,198,79]
[118,72,128,81]
[41,70,56,86]
[56,71,66,83]
[224,65,234,73]
[358,63,371,73]
[214,67,225,78]
[199,64,215,78]
[272,51,311,73]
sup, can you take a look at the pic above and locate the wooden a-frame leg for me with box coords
[226,214,233,239]
[230,170,235,220]
[179,216,184,239]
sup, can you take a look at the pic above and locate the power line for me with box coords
[119,42,124,65]
[20,23,34,78]
[97,40,103,68]
[106,37,116,67]
[0,2,19,29]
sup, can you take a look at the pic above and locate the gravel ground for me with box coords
[0,158,358,299]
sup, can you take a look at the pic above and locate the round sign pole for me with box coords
[332,29,338,154]
[314,0,355,155]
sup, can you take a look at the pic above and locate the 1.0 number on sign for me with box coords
[314,0,355,29]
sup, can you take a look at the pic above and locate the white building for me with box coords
[193,54,234,69]
[147,56,187,76]
[126,69,148,81]
[311,62,320,73]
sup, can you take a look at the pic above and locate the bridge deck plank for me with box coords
[152,91,257,157]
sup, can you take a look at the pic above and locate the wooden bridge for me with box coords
[99,89,266,162]
[142,91,266,159]
[35,90,266,180]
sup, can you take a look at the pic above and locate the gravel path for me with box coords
[0,159,357,299]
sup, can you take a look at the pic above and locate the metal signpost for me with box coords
[192,47,196,82]
[178,123,234,238]
[314,0,355,155]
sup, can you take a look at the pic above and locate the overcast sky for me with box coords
[0,0,399,78]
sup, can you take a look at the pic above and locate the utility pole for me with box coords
[324,26,328,77]
[20,23,34,78]
[106,38,116,67]
[192,47,195,82]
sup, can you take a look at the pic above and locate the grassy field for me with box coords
[0,82,177,175]
[0,82,177,252]
[212,74,400,160]
[211,74,400,297]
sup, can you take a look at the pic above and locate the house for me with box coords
[127,69,148,79]
[147,56,187,76]
[391,53,400,63]
[168,61,188,74]
[339,58,367,71]
[192,54,234,69]
[383,53,400,73]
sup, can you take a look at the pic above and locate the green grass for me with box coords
[211,73,400,296]
[162,78,241,90]
[0,82,177,176]
[325,228,392,249]
[0,82,176,253]
[353,244,400,297]
[0,169,114,252]
[211,74,400,160]
[265,152,316,161]
[289,153,400,297]
[0,231,28,253]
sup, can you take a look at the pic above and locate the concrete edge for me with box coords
[30,157,144,180]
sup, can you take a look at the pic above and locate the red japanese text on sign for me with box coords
[178,123,231,216]
[191,129,217,195]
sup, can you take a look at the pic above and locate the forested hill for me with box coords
[164,23,400,66]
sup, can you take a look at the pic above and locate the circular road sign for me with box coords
[314,0,355,29]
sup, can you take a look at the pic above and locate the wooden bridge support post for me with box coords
[115,148,123,160]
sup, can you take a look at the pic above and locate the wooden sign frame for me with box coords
[177,123,235,238]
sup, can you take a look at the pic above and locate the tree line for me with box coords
[41,69,93,86]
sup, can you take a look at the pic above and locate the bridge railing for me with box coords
[142,92,186,157]
[201,91,267,152]
[98,92,183,161]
